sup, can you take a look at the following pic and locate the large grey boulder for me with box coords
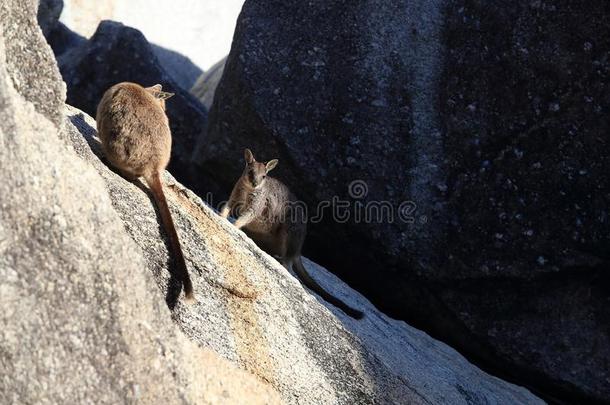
[0,2,279,404]
[202,0,610,402]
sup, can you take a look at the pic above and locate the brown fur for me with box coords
[222,149,363,319]
[96,82,194,302]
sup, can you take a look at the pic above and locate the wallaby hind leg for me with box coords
[276,225,290,261]
[278,230,296,273]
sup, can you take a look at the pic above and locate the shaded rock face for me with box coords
[36,0,62,37]
[203,0,610,401]
[53,20,208,194]
[439,1,610,401]
[150,43,203,91]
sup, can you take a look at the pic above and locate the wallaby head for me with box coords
[144,84,174,111]
[242,148,278,188]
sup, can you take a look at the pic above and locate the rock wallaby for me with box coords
[222,149,364,319]
[96,82,194,302]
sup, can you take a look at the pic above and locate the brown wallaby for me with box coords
[96,82,194,302]
[222,149,364,319]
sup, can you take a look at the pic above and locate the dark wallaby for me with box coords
[222,149,363,319]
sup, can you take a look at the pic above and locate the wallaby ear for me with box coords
[156,91,175,100]
[265,159,279,172]
[146,84,174,100]
[147,84,162,92]
[244,148,255,164]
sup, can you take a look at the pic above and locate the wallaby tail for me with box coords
[292,256,363,319]
[149,172,194,302]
